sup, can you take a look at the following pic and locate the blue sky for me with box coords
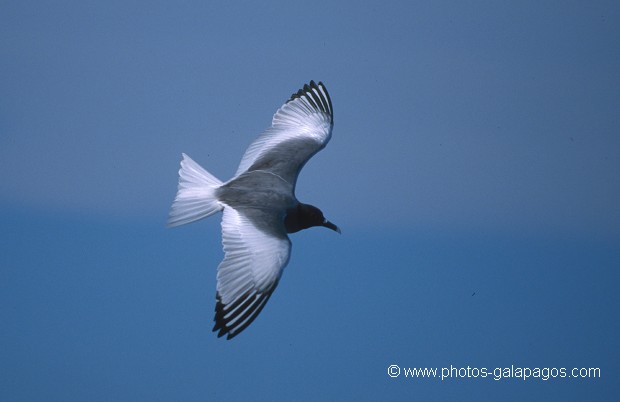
[1,1,619,400]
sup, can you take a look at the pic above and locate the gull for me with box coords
[168,81,340,340]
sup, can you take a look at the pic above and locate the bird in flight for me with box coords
[168,81,340,340]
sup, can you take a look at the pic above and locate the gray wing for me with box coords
[233,81,334,188]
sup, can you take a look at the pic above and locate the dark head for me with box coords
[285,203,341,234]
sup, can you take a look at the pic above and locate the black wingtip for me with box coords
[212,286,278,340]
[288,81,333,123]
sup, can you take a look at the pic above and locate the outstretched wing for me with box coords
[234,81,334,188]
[213,207,291,340]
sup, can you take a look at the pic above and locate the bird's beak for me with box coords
[322,219,341,234]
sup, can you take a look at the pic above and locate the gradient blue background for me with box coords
[2,1,619,400]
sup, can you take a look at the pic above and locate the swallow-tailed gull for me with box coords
[168,81,339,340]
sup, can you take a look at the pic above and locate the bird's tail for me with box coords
[167,153,224,227]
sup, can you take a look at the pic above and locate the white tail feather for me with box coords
[168,153,224,227]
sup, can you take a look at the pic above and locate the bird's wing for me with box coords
[234,81,334,187]
[213,206,291,339]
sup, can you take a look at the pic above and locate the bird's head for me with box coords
[285,203,341,234]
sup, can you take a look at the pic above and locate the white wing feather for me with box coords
[213,207,291,339]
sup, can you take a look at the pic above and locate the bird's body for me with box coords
[168,81,339,339]
[218,170,296,219]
